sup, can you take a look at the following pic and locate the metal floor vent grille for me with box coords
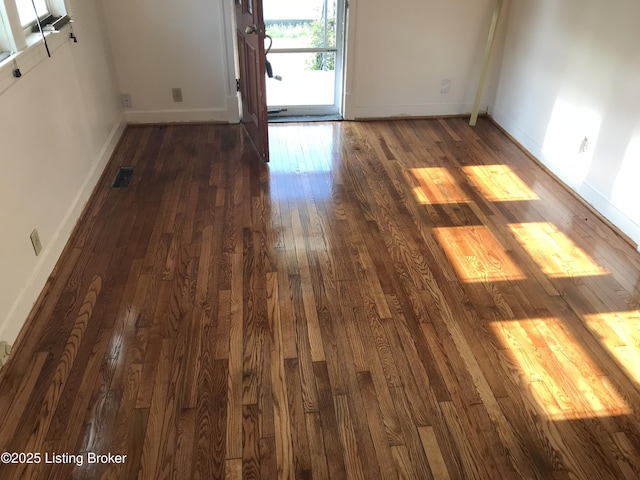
[112,167,134,188]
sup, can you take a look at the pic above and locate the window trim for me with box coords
[16,0,51,29]
[0,0,68,54]
[0,0,70,84]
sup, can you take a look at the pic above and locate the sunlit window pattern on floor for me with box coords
[507,222,609,278]
[490,318,632,420]
[407,167,471,205]
[462,165,540,202]
[584,311,640,385]
[433,226,525,282]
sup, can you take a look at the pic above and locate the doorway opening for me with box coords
[263,0,346,121]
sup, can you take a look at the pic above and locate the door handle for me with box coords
[245,25,258,35]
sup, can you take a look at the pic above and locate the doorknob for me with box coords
[245,25,258,34]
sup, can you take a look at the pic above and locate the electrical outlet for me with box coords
[0,341,11,368]
[30,229,42,256]
[121,93,132,109]
[579,136,589,154]
[172,88,183,102]
[441,79,451,94]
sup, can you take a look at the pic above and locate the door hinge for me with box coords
[236,79,240,92]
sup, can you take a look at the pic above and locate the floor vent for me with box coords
[112,167,134,188]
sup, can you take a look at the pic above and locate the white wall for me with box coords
[101,0,239,124]
[344,0,501,119]
[101,0,502,123]
[0,0,124,344]
[492,0,640,247]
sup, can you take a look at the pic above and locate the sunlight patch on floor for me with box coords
[462,165,540,202]
[490,317,632,420]
[508,222,609,278]
[433,226,525,282]
[584,311,640,386]
[268,123,336,173]
[407,168,470,205]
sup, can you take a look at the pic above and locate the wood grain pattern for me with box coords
[1,119,640,479]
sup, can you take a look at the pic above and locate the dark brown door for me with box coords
[235,0,269,162]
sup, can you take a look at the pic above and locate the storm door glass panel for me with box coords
[263,0,343,116]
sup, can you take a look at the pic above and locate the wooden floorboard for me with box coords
[1,118,640,479]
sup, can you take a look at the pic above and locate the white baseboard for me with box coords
[492,108,640,249]
[352,102,488,120]
[226,95,240,124]
[125,107,230,124]
[0,116,126,345]
[576,182,640,250]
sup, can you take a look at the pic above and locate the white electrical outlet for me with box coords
[172,88,183,102]
[579,136,589,153]
[0,341,11,368]
[121,93,132,109]
[30,229,42,256]
[441,79,451,94]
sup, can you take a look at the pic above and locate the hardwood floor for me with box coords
[1,118,640,479]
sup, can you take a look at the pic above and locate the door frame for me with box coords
[223,0,357,122]
[341,0,357,120]
[224,0,355,121]
[264,0,348,118]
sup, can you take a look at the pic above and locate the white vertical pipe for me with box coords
[470,0,504,126]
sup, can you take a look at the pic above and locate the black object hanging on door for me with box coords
[264,34,281,81]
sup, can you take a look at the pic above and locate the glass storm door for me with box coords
[263,0,346,117]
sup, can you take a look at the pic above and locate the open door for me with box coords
[235,0,270,162]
